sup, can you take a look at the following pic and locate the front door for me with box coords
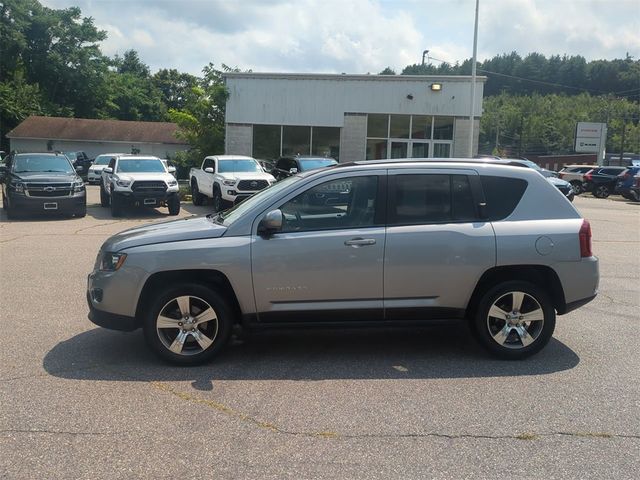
[251,174,386,322]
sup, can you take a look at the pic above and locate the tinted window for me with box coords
[392,174,476,225]
[480,176,528,221]
[203,158,214,170]
[280,176,378,233]
[298,159,338,171]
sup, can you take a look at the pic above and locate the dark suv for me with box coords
[614,166,640,200]
[583,166,628,198]
[0,152,86,219]
[272,156,338,181]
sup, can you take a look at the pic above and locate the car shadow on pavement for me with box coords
[43,322,580,388]
[85,202,212,220]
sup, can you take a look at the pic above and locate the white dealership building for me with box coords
[223,73,486,162]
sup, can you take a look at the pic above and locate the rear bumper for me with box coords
[554,256,599,315]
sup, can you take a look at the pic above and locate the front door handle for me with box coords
[344,237,376,247]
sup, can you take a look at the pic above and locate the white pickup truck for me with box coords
[189,155,276,211]
[100,155,180,217]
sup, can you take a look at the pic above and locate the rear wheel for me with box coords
[142,283,234,365]
[593,184,610,198]
[472,281,555,360]
[570,181,583,195]
[191,180,204,206]
[168,195,180,215]
[75,205,87,218]
[100,183,110,207]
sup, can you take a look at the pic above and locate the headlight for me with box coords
[116,179,131,187]
[12,181,25,193]
[100,252,127,271]
[73,180,85,193]
[223,179,236,186]
[167,180,178,187]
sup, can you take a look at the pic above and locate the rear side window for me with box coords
[480,176,528,221]
[391,174,477,225]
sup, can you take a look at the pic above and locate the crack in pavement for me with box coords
[150,382,640,442]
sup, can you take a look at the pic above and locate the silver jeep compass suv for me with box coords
[87,159,599,365]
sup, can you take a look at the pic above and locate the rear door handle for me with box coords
[344,238,376,247]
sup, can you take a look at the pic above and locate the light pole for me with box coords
[422,50,429,66]
[468,0,479,158]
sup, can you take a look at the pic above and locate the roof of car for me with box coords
[336,157,532,169]
[205,155,256,160]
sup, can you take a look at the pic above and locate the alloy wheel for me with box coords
[156,295,219,355]
[486,291,545,349]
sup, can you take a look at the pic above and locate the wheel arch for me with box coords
[466,265,567,318]
[136,269,242,324]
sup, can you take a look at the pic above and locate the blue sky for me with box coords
[43,0,640,75]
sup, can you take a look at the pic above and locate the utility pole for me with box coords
[422,50,429,66]
[467,0,479,158]
[619,118,626,163]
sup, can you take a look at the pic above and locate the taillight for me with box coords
[559,172,565,179]
[579,220,592,258]
[584,170,593,181]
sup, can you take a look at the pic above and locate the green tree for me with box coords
[153,69,200,110]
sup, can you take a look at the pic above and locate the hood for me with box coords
[116,172,173,181]
[89,164,108,171]
[102,215,227,252]
[547,177,570,187]
[13,171,80,183]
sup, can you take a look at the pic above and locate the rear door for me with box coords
[383,168,495,320]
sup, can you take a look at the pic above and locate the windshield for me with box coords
[116,159,166,173]
[299,159,338,171]
[218,159,261,173]
[216,175,301,226]
[13,155,73,173]
[94,155,114,165]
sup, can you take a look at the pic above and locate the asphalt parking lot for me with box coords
[1,186,638,479]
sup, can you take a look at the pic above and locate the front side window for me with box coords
[391,174,477,225]
[202,158,214,170]
[280,176,378,233]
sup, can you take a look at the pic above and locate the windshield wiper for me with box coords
[41,170,69,173]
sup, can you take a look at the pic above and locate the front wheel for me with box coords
[142,283,234,365]
[593,185,610,198]
[191,180,204,206]
[168,195,180,215]
[212,188,224,212]
[100,183,110,207]
[472,281,556,360]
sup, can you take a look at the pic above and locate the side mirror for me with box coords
[204,167,214,174]
[167,166,176,174]
[289,168,298,175]
[104,167,113,174]
[257,209,283,236]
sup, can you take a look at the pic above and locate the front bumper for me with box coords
[87,172,102,183]
[87,268,143,330]
[10,192,86,214]
[115,190,178,206]
[87,291,139,331]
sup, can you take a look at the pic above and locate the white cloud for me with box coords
[41,0,640,76]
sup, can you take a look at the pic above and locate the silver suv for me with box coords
[87,159,599,364]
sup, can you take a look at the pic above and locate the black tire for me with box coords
[168,194,181,215]
[110,191,122,217]
[212,187,224,212]
[142,283,234,365]
[2,193,7,210]
[75,206,87,218]
[191,180,204,206]
[472,281,556,360]
[593,184,610,199]
[100,183,110,207]
[6,200,15,219]
[570,181,583,195]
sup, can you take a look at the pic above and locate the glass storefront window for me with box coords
[253,125,281,160]
[433,117,454,140]
[367,114,389,138]
[433,143,451,157]
[366,139,387,160]
[389,115,410,138]
[411,115,432,139]
[411,142,429,158]
[312,127,340,160]
[282,126,311,156]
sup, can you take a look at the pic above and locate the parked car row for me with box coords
[559,164,640,201]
